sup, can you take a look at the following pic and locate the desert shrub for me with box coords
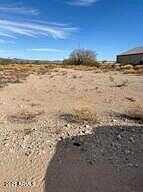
[100,63,114,70]
[123,69,137,74]
[134,65,143,70]
[7,110,44,123]
[115,107,143,124]
[63,49,99,66]
[114,80,128,87]
[133,65,143,74]
[114,64,121,70]
[60,108,98,124]
[121,64,133,70]
[126,108,143,123]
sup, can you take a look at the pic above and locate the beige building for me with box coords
[117,47,143,65]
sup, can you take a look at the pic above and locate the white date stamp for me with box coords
[4,180,34,187]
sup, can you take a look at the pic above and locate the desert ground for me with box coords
[0,64,143,192]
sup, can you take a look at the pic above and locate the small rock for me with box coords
[66,132,70,137]
[25,152,31,156]
[73,142,81,147]
[128,163,133,167]
[82,130,86,134]
[84,125,90,129]
[134,164,139,168]
[65,124,71,128]
[117,134,122,140]
[59,136,63,141]
[129,137,135,143]
[125,149,131,154]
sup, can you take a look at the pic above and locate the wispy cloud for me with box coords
[28,48,65,52]
[0,3,77,43]
[67,0,98,6]
[0,5,39,15]
[0,32,17,39]
[0,19,77,40]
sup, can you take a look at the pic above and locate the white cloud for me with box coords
[0,6,39,15]
[68,0,98,6]
[0,32,17,39]
[0,19,77,40]
[28,48,65,52]
[0,4,77,43]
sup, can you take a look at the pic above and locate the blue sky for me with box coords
[0,0,143,60]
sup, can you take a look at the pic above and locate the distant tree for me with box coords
[63,49,98,66]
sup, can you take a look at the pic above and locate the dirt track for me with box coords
[0,68,143,191]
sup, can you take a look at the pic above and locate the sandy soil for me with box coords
[0,68,143,191]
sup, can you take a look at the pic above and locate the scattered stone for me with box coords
[65,124,71,128]
[129,137,135,143]
[85,125,90,129]
[73,142,81,147]
[125,149,131,154]
[25,151,31,157]
[82,130,86,134]
[117,134,122,140]
[112,119,117,123]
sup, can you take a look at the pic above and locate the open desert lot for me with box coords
[0,64,143,192]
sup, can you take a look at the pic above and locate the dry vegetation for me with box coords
[0,60,143,89]
[114,105,143,124]
[7,110,44,123]
[0,63,58,88]
[122,107,143,124]
[60,108,98,124]
[61,62,143,75]
[0,59,143,192]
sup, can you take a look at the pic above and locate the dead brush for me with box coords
[0,63,57,87]
[109,75,115,82]
[125,108,143,124]
[109,75,128,88]
[14,127,35,136]
[60,108,98,124]
[115,107,143,124]
[122,65,143,75]
[112,79,128,88]
[23,128,34,135]
[8,110,44,123]
[125,97,136,102]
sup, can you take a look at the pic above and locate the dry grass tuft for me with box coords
[121,64,134,70]
[125,97,136,102]
[60,108,98,124]
[115,107,143,124]
[109,75,115,82]
[121,64,143,75]
[0,63,143,88]
[112,79,128,88]
[8,110,44,123]
[60,64,98,71]
[0,63,57,88]
[23,128,34,135]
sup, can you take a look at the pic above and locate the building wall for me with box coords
[117,54,143,65]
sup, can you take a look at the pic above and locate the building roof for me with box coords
[119,47,143,56]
